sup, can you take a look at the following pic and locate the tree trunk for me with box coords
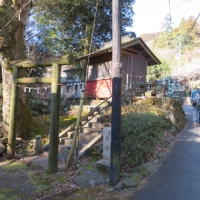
[0,1,33,139]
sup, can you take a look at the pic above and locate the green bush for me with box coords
[121,104,170,166]
[28,99,50,113]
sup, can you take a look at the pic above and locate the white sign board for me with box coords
[103,127,111,165]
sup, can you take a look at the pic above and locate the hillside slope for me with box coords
[145,16,200,81]
[139,32,161,43]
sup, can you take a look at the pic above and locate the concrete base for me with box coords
[24,155,65,171]
[97,159,110,167]
[96,160,110,173]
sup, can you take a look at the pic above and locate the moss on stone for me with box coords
[85,164,96,171]
[137,166,149,177]
[32,118,49,138]
[89,157,98,164]
[13,99,49,140]
[136,98,154,105]
[131,173,141,184]
[1,162,27,171]
[59,115,77,129]
[79,171,85,175]
[132,97,187,132]
[42,115,77,129]
[96,164,109,174]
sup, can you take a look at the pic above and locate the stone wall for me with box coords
[130,97,188,132]
[177,97,191,106]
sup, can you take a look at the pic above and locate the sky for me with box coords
[129,0,200,36]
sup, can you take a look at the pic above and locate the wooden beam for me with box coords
[4,55,73,69]
[122,50,146,59]
[122,39,161,65]
[48,63,61,174]
[7,67,19,159]
[124,47,140,54]
[15,77,52,84]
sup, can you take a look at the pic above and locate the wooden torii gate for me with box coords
[3,55,73,173]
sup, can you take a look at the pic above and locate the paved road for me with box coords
[131,106,200,200]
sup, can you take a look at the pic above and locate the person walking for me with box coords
[191,87,200,127]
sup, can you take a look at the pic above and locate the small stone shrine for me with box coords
[34,135,43,155]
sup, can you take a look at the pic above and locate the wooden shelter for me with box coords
[75,34,161,99]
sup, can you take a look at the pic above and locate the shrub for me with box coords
[28,99,50,114]
[121,104,170,166]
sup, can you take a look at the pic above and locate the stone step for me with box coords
[81,121,89,128]
[67,131,75,138]
[69,126,75,131]
[88,114,101,119]
[88,112,95,117]
[80,127,102,135]
[79,133,95,142]
[59,144,71,154]
[89,107,102,112]
[43,151,67,158]
[70,105,105,113]
[58,141,88,153]
[89,122,103,129]
[67,126,102,138]
[94,111,102,115]
[59,131,68,137]
[59,138,73,145]
[88,117,101,123]
[78,141,88,149]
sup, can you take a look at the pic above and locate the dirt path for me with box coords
[0,160,79,200]
[0,162,40,199]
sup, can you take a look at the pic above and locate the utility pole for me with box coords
[178,36,181,91]
[110,0,121,186]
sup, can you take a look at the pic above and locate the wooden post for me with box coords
[65,91,85,171]
[110,0,121,186]
[7,67,19,159]
[48,63,61,173]
[162,71,165,109]
[126,74,128,97]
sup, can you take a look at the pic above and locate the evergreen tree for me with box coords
[33,0,135,57]
[147,57,171,80]
[161,14,173,47]
[179,17,186,30]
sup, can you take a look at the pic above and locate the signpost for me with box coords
[110,0,121,186]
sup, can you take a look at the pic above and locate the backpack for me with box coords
[191,89,200,105]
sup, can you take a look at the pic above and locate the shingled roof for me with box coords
[75,37,161,66]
